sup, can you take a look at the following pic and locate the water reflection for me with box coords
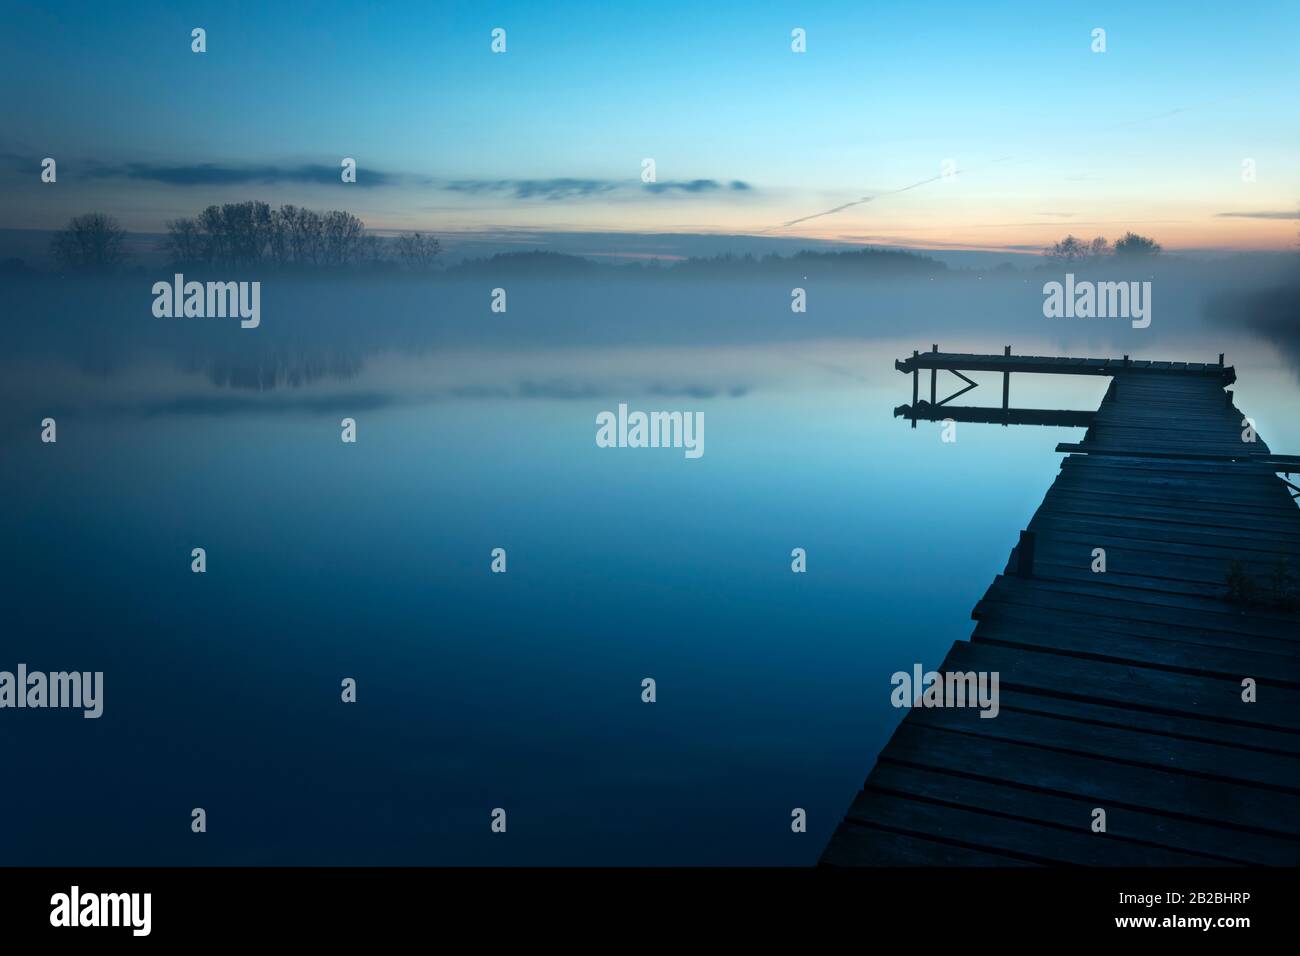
[199,351,364,391]
[2,271,1298,865]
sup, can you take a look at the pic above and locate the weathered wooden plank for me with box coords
[941,640,1300,729]
[842,789,1226,866]
[1046,497,1298,528]
[987,684,1300,756]
[865,763,1298,865]
[980,575,1300,640]
[877,722,1300,836]
[971,617,1300,686]
[1028,511,1300,556]
[820,818,1038,866]
[1026,560,1291,603]
[1061,457,1283,481]
[1073,439,1274,458]
[1039,490,1298,533]
[1084,417,1244,431]
[905,698,1300,791]
[1057,443,1277,460]
[1036,526,1299,564]
[1050,475,1300,514]
[973,598,1300,663]
[1062,453,1285,476]
[1028,559,1236,600]
[1032,537,1293,587]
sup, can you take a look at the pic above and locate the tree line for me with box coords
[1043,232,1161,263]
[47,204,441,272]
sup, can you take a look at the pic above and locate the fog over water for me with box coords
[2,261,1296,863]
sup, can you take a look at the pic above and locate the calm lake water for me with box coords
[2,270,1297,864]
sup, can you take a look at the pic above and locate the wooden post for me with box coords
[911,350,919,428]
[930,345,937,406]
[1014,530,1036,578]
[1219,353,1225,367]
[1002,345,1011,412]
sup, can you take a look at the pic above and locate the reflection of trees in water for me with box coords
[196,351,365,391]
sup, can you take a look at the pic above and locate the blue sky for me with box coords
[2,0,1298,252]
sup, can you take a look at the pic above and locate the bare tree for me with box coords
[228,200,273,266]
[1087,236,1112,259]
[50,213,128,271]
[394,231,442,271]
[158,200,380,270]
[161,216,206,266]
[267,206,292,267]
[276,206,324,267]
[358,233,387,269]
[197,205,230,265]
[321,210,365,266]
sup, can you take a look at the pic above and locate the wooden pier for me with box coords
[823,349,1300,866]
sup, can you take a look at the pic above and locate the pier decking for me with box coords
[823,350,1300,866]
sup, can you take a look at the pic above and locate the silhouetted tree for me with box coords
[157,201,389,270]
[358,233,389,269]
[225,200,273,266]
[1088,236,1112,258]
[394,231,442,270]
[1045,235,1088,263]
[266,206,293,266]
[321,210,365,267]
[161,216,205,266]
[51,213,127,271]
[284,206,324,267]
[190,201,274,266]
[1113,232,1161,257]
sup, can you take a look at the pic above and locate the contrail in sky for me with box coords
[765,157,1012,233]
[764,96,1232,236]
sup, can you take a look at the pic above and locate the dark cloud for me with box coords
[644,179,729,194]
[448,384,514,400]
[3,151,753,201]
[444,178,619,201]
[1216,210,1299,220]
[647,384,749,399]
[84,162,422,188]
[446,178,753,200]
[517,379,604,400]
